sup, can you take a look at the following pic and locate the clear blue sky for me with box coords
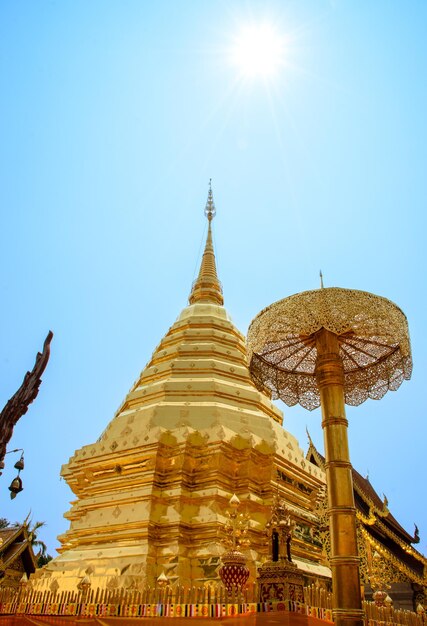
[0,1,426,557]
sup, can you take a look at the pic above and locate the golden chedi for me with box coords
[31,184,328,592]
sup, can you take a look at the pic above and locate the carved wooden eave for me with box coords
[306,441,324,472]
[359,526,426,587]
[0,331,53,463]
[372,517,427,566]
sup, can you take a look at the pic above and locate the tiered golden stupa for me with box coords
[31,185,329,592]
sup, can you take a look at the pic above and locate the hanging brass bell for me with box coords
[9,475,23,499]
[14,455,24,471]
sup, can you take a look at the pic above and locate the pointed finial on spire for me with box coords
[319,270,324,289]
[205,178,216,222]
[189,181,224,306]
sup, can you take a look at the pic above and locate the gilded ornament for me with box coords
[247,287,412,410]
[258,495,304,603]
[218,495,250,593]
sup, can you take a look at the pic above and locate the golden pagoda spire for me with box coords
[189,180,224,306]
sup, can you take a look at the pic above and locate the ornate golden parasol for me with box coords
[247,287,412,626]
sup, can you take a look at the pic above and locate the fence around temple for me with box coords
[0,583,424,625]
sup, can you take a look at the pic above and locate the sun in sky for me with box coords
[229,21,287,79]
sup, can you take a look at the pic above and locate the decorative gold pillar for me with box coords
[247,286,412,626]
[315,328,363,626]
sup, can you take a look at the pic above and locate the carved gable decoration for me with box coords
[0,525,37,589]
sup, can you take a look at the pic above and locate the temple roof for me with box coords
[0,525,37,581]
[306,438,418,545]
[352,467,416,543]
[306,437,427,586]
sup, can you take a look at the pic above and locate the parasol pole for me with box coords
[315,328,363,626]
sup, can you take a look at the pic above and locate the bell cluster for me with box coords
[0,448,25,499]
